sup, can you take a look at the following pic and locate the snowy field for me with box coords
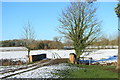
[0,49,75,60]
[80,49,118,60]
[0,48,118,61]
[0,47,27,51]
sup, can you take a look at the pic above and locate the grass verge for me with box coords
[55,63,118,78]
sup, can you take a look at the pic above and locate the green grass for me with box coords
[56,64,118,78]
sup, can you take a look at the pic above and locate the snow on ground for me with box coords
[80,49,118,60]
[0,48,118,78]
[0,47,27,51]
[0,48,118,62]
[0,49,118,74]
[30,49,75,59]
[0,51,28,62]
[9,63,79,78]
[0,65,28,74]
[0,49,75,60]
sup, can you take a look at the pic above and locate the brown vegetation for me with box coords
[0,59,26,66]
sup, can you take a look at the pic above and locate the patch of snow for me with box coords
[8,63,79,78]
[80,49,118,60]
[0,47,28,51]
[0,51,28,59]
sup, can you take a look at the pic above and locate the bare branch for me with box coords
[58,2,101,58]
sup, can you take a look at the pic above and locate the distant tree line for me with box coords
[63,36,118,47]
[92,37,118,46]
[28,40,63,50]
[1,39,26,47]
[0,39,63,50]
[0,36,118,49]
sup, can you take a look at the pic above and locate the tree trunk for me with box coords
[116,55,120,70]
[116,48,120,77]
[74,46,83,64]
[116,37,120,71]
[28,49,30,63]
[116,16,120,72]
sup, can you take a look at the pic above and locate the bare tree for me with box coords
[53,36,62,42]
[22,21,35,63]
[58,2,101,62]
[53,36,63,49]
